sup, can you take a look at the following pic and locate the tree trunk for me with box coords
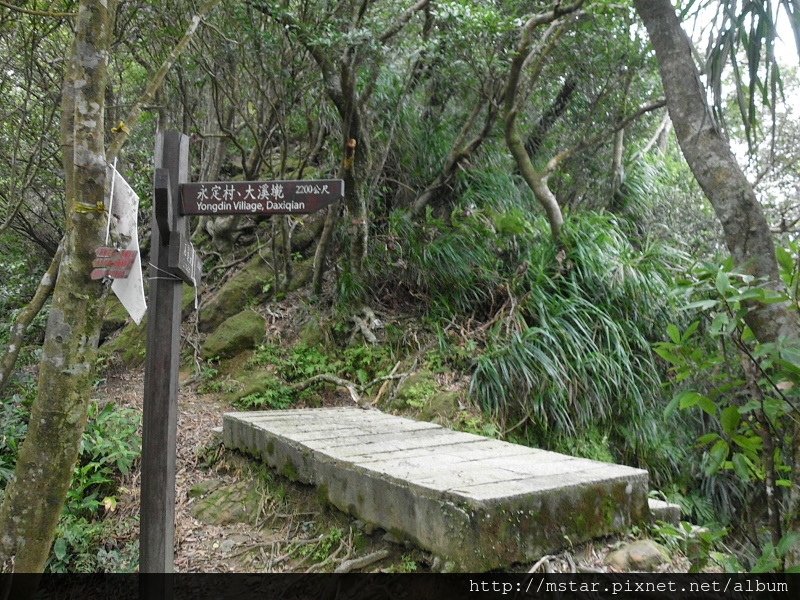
[0,0,116,575]
[633,0,799,344]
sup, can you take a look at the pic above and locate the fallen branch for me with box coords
[334,549,391,573]
[204,241,269,278]
[528,554,557,573]
[292,370,412,409]
[371,361,403,406]
[292,374,364,407]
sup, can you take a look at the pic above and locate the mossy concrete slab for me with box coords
[223,408,650,571]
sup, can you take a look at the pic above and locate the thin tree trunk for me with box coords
[0,0,115,575]
[0,1,220,577]
[635,0,800,536]
[0,246,62,396]
[633,0,799,344]
[502,5,585,240]
[312,139,358,295]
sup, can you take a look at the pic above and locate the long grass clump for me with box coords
[471,212,689,476]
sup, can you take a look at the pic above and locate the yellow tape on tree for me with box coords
[74,202,106,214]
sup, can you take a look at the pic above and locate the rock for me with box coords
[201,310,265,359]
[383,531,404,545]
[418,391,460,423]
[98,318,147,367]
[389,372,437,411]
[189,479,222,499]
[191,481,261,526]
[198,254,273,333]
[604,539,670,571]
[101,296,130,342]
[220,371,279,406]
[298,317,327,347]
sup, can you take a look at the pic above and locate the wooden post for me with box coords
[140,131,188,583]
[136,132,337,592]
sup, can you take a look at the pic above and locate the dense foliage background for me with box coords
[2,0,800,573]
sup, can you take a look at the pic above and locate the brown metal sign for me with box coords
[179,179,344,215]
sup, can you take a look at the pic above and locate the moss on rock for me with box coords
[219,370,276,405]
[388,371,438,411]
[418,391,460,423]
[199,255,273,333]
[100,296,130,342]
[201,310,265,359]
[98,319,147,367]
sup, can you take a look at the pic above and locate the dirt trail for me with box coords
[104,368,408,573]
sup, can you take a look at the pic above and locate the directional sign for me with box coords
[179,179,344,215]
[167,231,201,287]
[90,247,138,280]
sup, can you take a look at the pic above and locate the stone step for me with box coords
[222,407,650,571]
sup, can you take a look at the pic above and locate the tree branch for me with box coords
[292,374,364,407]
[106,0,223,161]
[0,0,76,17]
[546,97,666,174]
[378,0,430,43]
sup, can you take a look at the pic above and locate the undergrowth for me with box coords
[1,373,142,572]
[49,400,141,572]
[654,251,800,571]
[233,341,396,410]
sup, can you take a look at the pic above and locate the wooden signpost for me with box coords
[140,131,343,589]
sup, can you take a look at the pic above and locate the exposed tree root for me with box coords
[334,548,391,573]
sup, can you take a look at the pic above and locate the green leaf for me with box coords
[731,453,751,481]
[697,432,721,445]
[666,324,681,344]
[706,439,729,476]
[698,395,717,415]
[732,434,762,454]
[682,320,700,341]
[776,246,795,274]
[709,313,729,336]
[751,544,780,573]
[715,269,732,294]
[54,538,67,561]
[663,393,682,419]
[676,390,704,409]
[653,345,684,365]
[720,406,741,435]
[780,346,800,367]
[776,532,799,557]
[681,299,718,311]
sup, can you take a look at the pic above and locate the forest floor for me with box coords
[99,364,695,574]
